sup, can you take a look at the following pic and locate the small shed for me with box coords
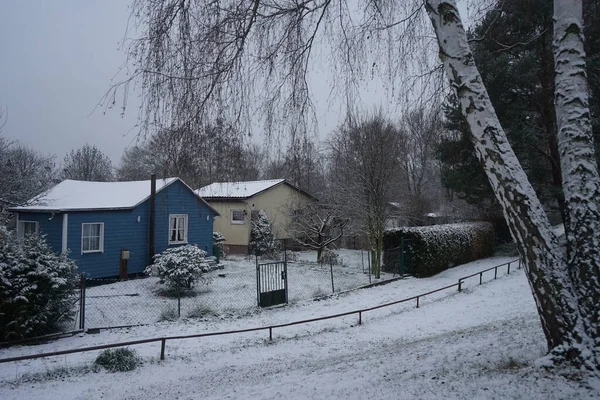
[10,177,219,279]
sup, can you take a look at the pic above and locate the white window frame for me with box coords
[169,214,189,245]
[81,222,104,254]
[231,209,246,225]
[17,221,39,238]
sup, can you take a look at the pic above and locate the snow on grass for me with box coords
[0,255,597,399]
[83,250,392,328]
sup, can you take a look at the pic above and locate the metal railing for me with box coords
[0,258,521,365]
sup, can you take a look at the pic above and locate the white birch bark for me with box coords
[424,0,598,368]
[553,0,600,362]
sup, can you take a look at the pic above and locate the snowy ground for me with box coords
[83,249,392,329]
[1,255,597,399]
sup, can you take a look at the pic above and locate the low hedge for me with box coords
[383,222,495,277]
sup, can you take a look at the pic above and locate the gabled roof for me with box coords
[11,177,219,214]
[196,179,317,201]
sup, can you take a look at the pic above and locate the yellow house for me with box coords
[196,179,317,254]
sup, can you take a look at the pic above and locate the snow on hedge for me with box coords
[383,222,495,277]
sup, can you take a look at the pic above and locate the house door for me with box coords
[256,261,288,307]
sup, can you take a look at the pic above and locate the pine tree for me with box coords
[249,211,276,257]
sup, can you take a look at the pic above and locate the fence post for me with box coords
[160,338,166,360]
[269,327,273,341]
[458,280,462,292]
[494,267,498,279]
[508,263,511,275]
[330,260,335,293]
[479,272,483,285]
[416,296,420,308]
[79,274,86,330]
[358,311,362,325]
[177,296,181,318]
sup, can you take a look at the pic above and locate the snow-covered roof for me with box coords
[196,179,287,199]
[12,178,181,212]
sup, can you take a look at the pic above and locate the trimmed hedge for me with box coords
[383,222,495,277]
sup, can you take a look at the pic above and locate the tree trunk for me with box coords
[553,0,600,365]
[425,0,599,369]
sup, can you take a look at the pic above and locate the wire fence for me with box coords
[74,248,394,330]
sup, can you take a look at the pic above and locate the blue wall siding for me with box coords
[154,180,215,256]
[66,210,149,279]
[17,212,64,253]
[15,180,215,279]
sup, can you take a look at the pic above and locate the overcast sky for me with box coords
[0,1,467,167]
[1,1,140,164]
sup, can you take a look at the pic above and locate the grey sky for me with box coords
[0,1,466,167]
[0,0,139,164]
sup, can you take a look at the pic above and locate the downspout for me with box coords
[149,174,156,265]
[61,213,68,253]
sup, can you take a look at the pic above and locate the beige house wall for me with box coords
[250,184,314,239]
[210,201,251,247]
[206,183,315,252]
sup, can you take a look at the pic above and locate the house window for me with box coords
[17,221,38,238]
[81,223,104,253]
[169,214,188,244]
[231,210,246,225]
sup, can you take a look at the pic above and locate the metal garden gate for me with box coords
[256,260,288,307]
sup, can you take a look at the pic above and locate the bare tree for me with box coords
[288,201,348,262]
[263,136,327,195]
[0,140,56,222]
[113,0,600,369]
[61,144,114,182]
[116,120,262,186]
[329,113,403,278]
[395,105,445,225]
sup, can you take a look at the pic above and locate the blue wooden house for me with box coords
[10,177,219,279]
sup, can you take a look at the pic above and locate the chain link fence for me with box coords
[76,248,395,330]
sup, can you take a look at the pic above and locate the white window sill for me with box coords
[82,250,104,254]
[231,221,245,225]
[168,241,188,245]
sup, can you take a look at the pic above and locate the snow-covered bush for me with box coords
[94,348,140,372]
[144,245,209,292]
[249,210,278,257]
[213,231,226,246]
[213,231,226,258]
[383,222,495,277]
[0,227,79,341]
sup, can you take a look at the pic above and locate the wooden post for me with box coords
[416,296,420,308]
[149,174,156,266]
[458,280,462,292]
[358,311,362,325]
[160,338,166,360]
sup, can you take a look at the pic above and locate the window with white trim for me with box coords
[169,214,188,244]
[231,210,246,225]
[81,223,104,253]
[17,221,38,238]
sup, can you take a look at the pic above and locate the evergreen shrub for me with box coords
[0,227,79,341]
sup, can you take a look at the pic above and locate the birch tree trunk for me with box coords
[425,0,600,369]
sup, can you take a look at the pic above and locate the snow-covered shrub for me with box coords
[144,245,209,292]
[94,348,140,372]
[0,227,79,341]
[249,210,278,257]
[383,222,495,277]
[213,231,227,259]
[213,231,226,246]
